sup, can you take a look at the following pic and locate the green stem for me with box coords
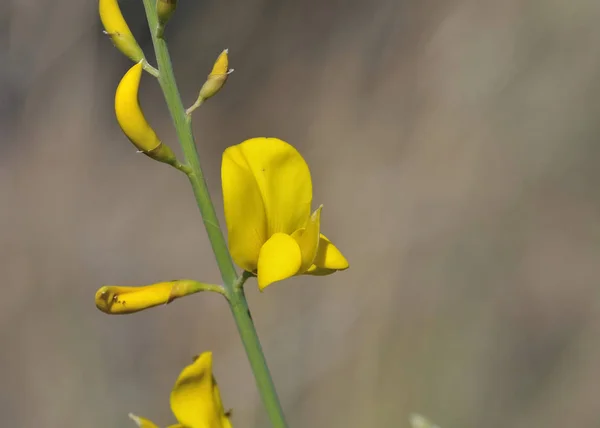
[185,96,204,117]
[141,2,288,427]
[141,59,160,77]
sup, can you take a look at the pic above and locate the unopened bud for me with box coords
[99,0,145,63]
[198,49,233,101]
[115,62,179,166]
[156,0,178,38]
[95,280,220,315]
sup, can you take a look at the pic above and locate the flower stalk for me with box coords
[140,0,289,426]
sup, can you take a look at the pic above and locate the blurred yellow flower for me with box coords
[222,137,349,289]
[129,352,232,428]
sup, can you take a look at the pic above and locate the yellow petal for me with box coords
[310,234,349,271]
[223,138,312,241]
[257,233,302,290]
[170,352,229,428]
[208,49,230,77]
[99,0,145,62]
[291,206,322,274]
[222,144,269,272]
[128,413,159,428]
[94,280,211,315]
[214,383,234,428]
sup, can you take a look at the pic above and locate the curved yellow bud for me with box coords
[95,280,223,315]
[198,49,233,101]
[115,62,178,165]
[99,0,145,63]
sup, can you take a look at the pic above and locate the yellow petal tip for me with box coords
[257,233,302,290]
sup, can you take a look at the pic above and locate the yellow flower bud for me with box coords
[95,280,221,315]
[99,0,145,63]
[198,49,233,101]
[156,0,178,38]
[115,62,178,165]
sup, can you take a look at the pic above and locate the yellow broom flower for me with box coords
[222,137,349,289]
[129,352,232,428]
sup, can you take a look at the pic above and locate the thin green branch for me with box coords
[180,280,228,296]
[171,160,192,174]
[142,59,160,77]
[140,2,289,427]
[185,96,204,118]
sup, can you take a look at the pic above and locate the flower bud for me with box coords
[156,0,177,38]
[115,62,178,165]
[198,49,233,101]
[99,0,145,63]
[95,280,218,314]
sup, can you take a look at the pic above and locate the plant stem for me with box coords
[140,2,288,427]
[141,59,160,77]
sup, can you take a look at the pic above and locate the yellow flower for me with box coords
[99,0,145,63]
[222,137,349,289]
[129,352,232,428]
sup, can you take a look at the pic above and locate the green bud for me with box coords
[156,0,177,38]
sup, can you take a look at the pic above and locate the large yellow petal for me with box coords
[309,234,349,272]
[222,144,269,272]
[225,138,312,237]
[170,352,229,428]
[257,233,302,290]
[291,206,322,274]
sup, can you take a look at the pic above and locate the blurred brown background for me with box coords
[2,0,600,427]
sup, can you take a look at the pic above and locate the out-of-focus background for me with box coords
[2,0,600,427]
